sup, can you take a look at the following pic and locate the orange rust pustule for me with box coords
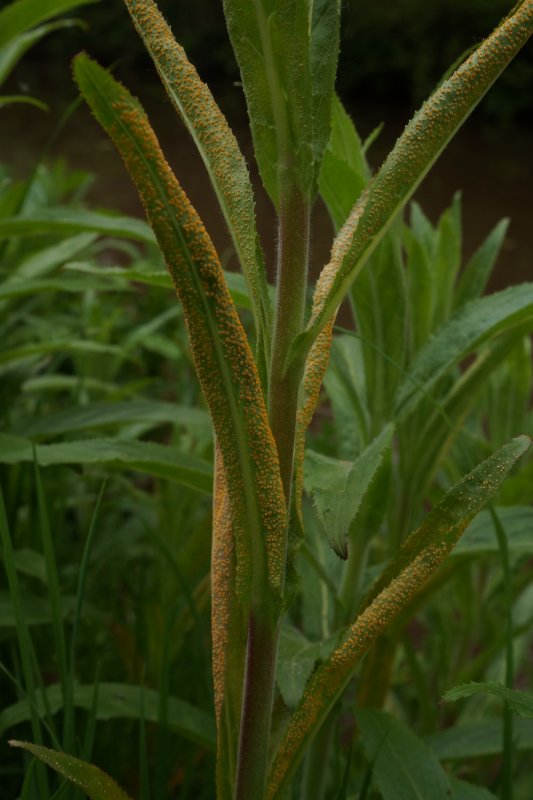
[266,529,459,798]
[305,0,533,344]
[267,435,531,797]
[211,451,234,726]
[124,0,270,343]
[113,93,286,593]
[74,56,287,605]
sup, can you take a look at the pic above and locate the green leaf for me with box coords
[0,433,213,493]
[276,626,333,710]
[431,192,462,328]
[0,19,82,86]
[453,506,533,556]
[0,0,97,47]
[402,323,533,512]
[0,208,155,243]
[394,283,533,420]
[308,0,342,185]
[486,335,532,445]
[449,778,498,800]
[12,400,210,438]
[73,55,287,607]
[223,0,340,206]
[318,150,366,232]
[267,436,531,798]
[0,93,48,110]
[292,2,533,365]
[443,681,533,717]
[427,718,533,760]
[9,741,132,800]
[0,591,75,626]
[0,339,132,369]
[325,94,369,179]
[12,232,97,280]
[404,226,435,355]
[65,261,275,313]
[13,548,47,583]
[303,424,394,558]
[356,709,453,800]
[319,94,369,230]
[324,334,369,458]
[350,219,407,424]
[2,682,215,749]
[123,0,272,369]
[454,218,509,308]
[362,436,531,609]
[0,274,125,300]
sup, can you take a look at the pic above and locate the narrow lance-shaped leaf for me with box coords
[211,451,247,799]
[454,217,509,308]
[0,208,155,243]
[0,0,97,48]
[123,0,272,375]
[222,0,340,206]
[394,283,533,420]
[0,19,82,87]
[266,435,531,798]
[2,682,215,749]
[318,94,369,231]
[443,682,533,717]
[73,55,287,609]
[0,94,48,110]
[9,741,132,800]
[0,433,213,494]
[291,1,533,367]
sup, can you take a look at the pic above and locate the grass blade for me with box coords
[489,507,514,799]
[9,741,132,800]
[0,488,49,797]
[70,483,105,672]
[33,458,71,754]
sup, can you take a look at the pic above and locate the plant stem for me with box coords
[234,610,280,800]
[269,184,311,500]
[234,185,310,800]
[490,506,514,800]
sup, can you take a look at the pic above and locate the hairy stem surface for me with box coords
[269,186,311,501]
[234,611,281,800]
